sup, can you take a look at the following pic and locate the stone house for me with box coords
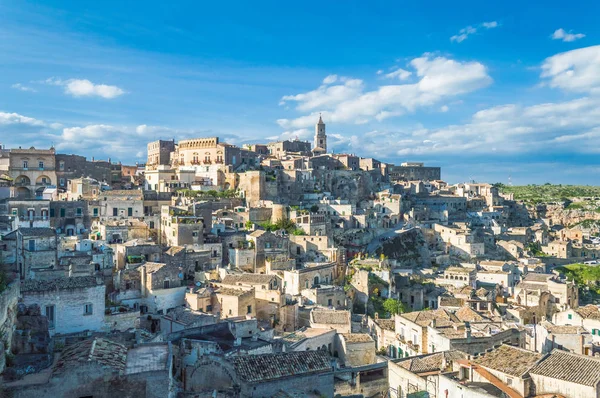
[245,230,289,273]
[9,338,174,398]
[163,245,211,277]
[300,285,348,309]
[231,351,334,397]
[161,307,217,336]
[214,287,256,320]
[160,205,204,247]
[309,308,351,333]
[554,304,600,345]
[7,227,58,279]
[368,316,396,355]
[114,239,162,269]
[50,200,90,236]
[335,333,376,367]
[513,273,579,310]
[139,262,188,314]
[534,320,592,355]
[283,262,337,296]
[4,198,51,229]
[9,147,57,199]
[528,349,600,398]
[99,189,144,220]
[20,276,105,336]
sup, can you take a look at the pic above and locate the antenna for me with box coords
[508,174,513,186]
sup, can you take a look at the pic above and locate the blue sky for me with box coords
[1,1,600,184]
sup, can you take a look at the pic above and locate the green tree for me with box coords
[383,298,407,316]
[310,205,319,213]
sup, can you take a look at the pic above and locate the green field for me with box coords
[496,184,600,203]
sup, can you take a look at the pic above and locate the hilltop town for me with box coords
[1,117,600,398]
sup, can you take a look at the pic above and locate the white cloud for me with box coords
[440,105,449,112]
[552,28,585,42]
[541,45,600,93]
[43,77,125,99]
[278,54,492,128]
[450,21,499,43]
[0,111,46,127]
[11,83,37,92]
[280,77,364,113]
[322,74,338,84]
[482,21,499,29]
[383,68,412,81]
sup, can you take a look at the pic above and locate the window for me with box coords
[39,161,44,169]
[76,208,82,216]
[84,303,93,315]
[59,161,65,171]
[23,160,28,169]
[28,239,35,251]
[45,305,55,328]
[127,207,133,217]
[163,280,170,289]
[206,305,212,312]
[59,178,65,186]
[93,208,98,217]
[247,305,252,314]
[113,208,118,216]
[568,314,573,320]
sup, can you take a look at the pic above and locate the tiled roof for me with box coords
[18,227,57,237]
[523,273,553,283]
[141,262,167,273]
[222,273,277,286]
[575,304,600,319]
[439,296,464,307]
[540,321,587,335]
[374,318,395,331]
[311,308,349,325]
[231,351,331,383]
[54,337,127,374]
[401,309,458,327]
[398,350,465,373]
[455,306,490,323]
[165,246,185,256]
[340,333,373,343]
[21,276,101,293]
[529,349,600,386]
[473,345,542,377]
[216,287,250,297]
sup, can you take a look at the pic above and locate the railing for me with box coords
[12,167,55,171]
[14,181,31,187]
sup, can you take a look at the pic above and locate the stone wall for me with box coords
[0,281,19,373]
[21,284,106,336]
[103,310,140,332]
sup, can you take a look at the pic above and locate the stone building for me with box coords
[9,147,57,199]
[231,350,334,397]
[267,139,312,158]
[50,200,90,236]
[160,205,204,247]
[313,115,327,155]
[9,338,174,398]
[388,162,441,182]
[147,139,176,167]
[283,262,337,296]
[4,227,58,279]
[4,198,51,229]
[20,276,105,336]
[309,308,351,333]
[214,287,256,319]
[55,154,111,188]
[139,262,188,313]
[99,189,144,220]
[335,333,376,367]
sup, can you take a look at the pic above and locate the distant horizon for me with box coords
[1,1,600,184]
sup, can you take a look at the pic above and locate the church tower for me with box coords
[313,115,327,155]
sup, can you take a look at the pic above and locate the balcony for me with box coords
[14,181,31,187]
[203,160,212,164]
[12,167,55,171]
[215,159,224,164]
[36,182,52,186]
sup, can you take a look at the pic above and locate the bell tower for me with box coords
[314,114,327,154]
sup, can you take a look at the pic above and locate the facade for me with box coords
[20,276,106,336]
[9,147,57,199]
